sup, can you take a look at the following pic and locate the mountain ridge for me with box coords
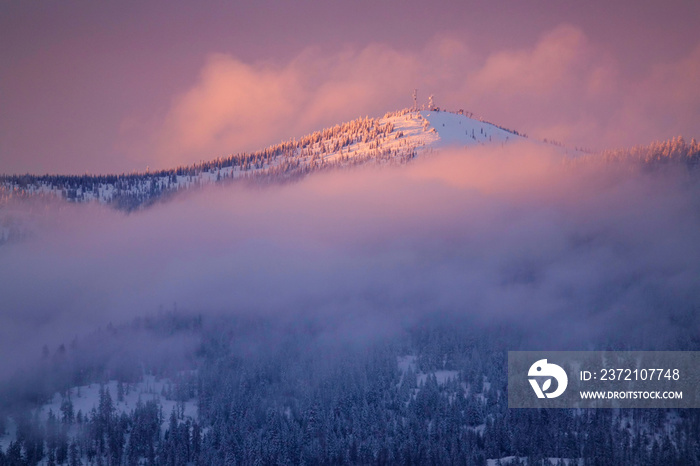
[0,109,530,210]
[1,109,698,214]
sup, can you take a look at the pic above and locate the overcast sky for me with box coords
[2,0,699,174]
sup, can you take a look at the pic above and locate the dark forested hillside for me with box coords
[1,313,699,466]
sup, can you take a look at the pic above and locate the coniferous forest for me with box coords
[1,310,699,466]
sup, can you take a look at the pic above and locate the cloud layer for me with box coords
[2,143,699,383]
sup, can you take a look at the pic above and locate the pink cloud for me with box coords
[157,54,304,164]
[154,45,425,166]
[151,25,699,166]
[472,25,594,95]
[617,44,700,146]
[462,24,621,148]
[151,37,484,166]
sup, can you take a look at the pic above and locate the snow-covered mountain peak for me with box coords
[379,109,525,149]
[0,109,529,212]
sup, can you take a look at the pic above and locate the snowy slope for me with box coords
[0,376,198,452]
[36,377,198,428]
[0,109,533,211]
[413,110,523,147]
